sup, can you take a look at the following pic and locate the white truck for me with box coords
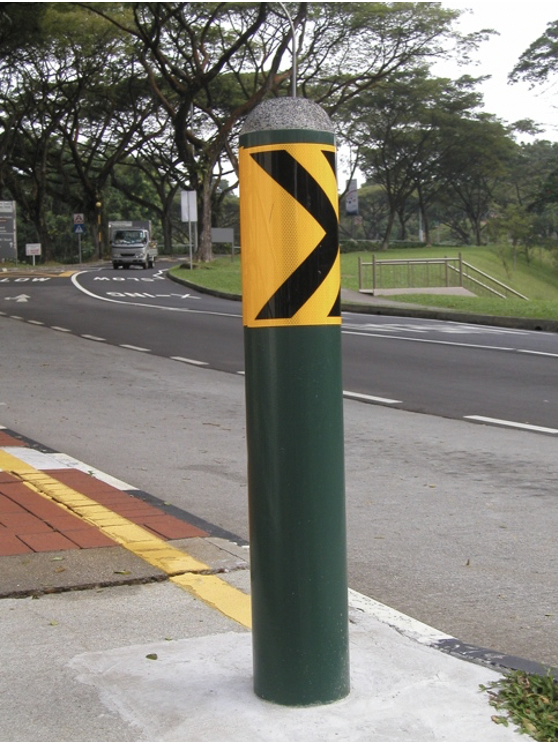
[109,220,158,269]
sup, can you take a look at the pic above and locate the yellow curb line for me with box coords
[0,450,252,628]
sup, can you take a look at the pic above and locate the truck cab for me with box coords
[109,220,157,269]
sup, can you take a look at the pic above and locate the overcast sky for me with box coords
[436,2,558,141]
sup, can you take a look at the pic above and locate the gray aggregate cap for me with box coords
[241,97,334,134]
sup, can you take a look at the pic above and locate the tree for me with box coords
[82,1,478,261]
[346,68,485,247]
[510,19,558,85]
[0,3,153,259]
[0,3,47,60]
[0,2,490,260]
[436,115,516,245]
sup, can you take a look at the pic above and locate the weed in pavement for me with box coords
[480,670,558,741]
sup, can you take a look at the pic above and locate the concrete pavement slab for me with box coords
[1,576,532,742]
[0,546,166,597]
[0,425,538,742]
[64,593,532,742]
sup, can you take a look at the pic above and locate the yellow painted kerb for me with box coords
[0,450,251,628]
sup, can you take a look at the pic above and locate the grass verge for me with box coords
[481,670,558,741]
[169,248,558,321]
[171,258,242,296]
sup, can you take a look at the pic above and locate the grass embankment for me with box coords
[170,245,558,321]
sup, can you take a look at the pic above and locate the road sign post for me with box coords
[239,97,349,707]
[74,214,84,263]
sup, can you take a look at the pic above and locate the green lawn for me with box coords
[169,245,558,321]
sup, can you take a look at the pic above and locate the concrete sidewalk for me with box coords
[0,426,535,741]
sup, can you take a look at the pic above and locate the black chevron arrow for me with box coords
[250,149,340,320]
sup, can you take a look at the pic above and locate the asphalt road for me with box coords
[1,266,557,669]
[2,263,558,432]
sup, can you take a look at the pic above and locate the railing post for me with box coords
[459,252,464,287]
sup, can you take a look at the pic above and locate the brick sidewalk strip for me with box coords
[0,442,208,557]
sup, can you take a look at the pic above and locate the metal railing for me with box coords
[358,253,528,300]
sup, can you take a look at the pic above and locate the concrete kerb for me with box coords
[7,260,558,333]
[167,270,558,333]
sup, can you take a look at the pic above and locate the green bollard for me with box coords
[239,98,350,707]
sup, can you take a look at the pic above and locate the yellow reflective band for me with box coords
[240,141,341,328]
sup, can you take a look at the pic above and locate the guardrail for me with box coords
[358,253,529,300]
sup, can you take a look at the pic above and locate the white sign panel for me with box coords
[25,243,42,256]
[345,179,358,216]
[181,190,198,223]
[0,201,16,260]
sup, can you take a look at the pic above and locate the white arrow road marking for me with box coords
[5,294,30,302]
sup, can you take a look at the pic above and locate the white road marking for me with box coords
[72,272,239,319]
[343,390,401,405]
[343,329,515,352]
[170,356,208,366]
[120,344,151,352]
[344,321,531,336]
[465,415,558,435]
[517,349,558,359]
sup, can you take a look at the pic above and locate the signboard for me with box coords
[345,179,358,216]
[74,213,84,224]
[239,138,340,328]
[181,190,198,223]
[211,228,234,244]
[25,243,41,256]
[0,201,16,260]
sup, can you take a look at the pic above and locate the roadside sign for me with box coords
[0,201,17,260]
[180,191,197,223]
[74,224,85,234]
[25,243,41,266]
[74,213,85,224]
[211,228,234,243]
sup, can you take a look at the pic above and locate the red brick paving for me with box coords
[0,432,25,447]
[45,469,208,540]
[0,465,207,556]
[18,531,85,552]
[0,527,33,555]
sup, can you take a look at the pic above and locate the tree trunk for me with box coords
[197,173,214,262]
[381,208,396,250]
[161,213,173,254]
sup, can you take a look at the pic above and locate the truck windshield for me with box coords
[114,230,145,243]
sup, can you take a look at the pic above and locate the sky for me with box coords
[435,2,558,141]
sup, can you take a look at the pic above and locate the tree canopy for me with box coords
[510,19,558,85]
[0,2,557,262]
